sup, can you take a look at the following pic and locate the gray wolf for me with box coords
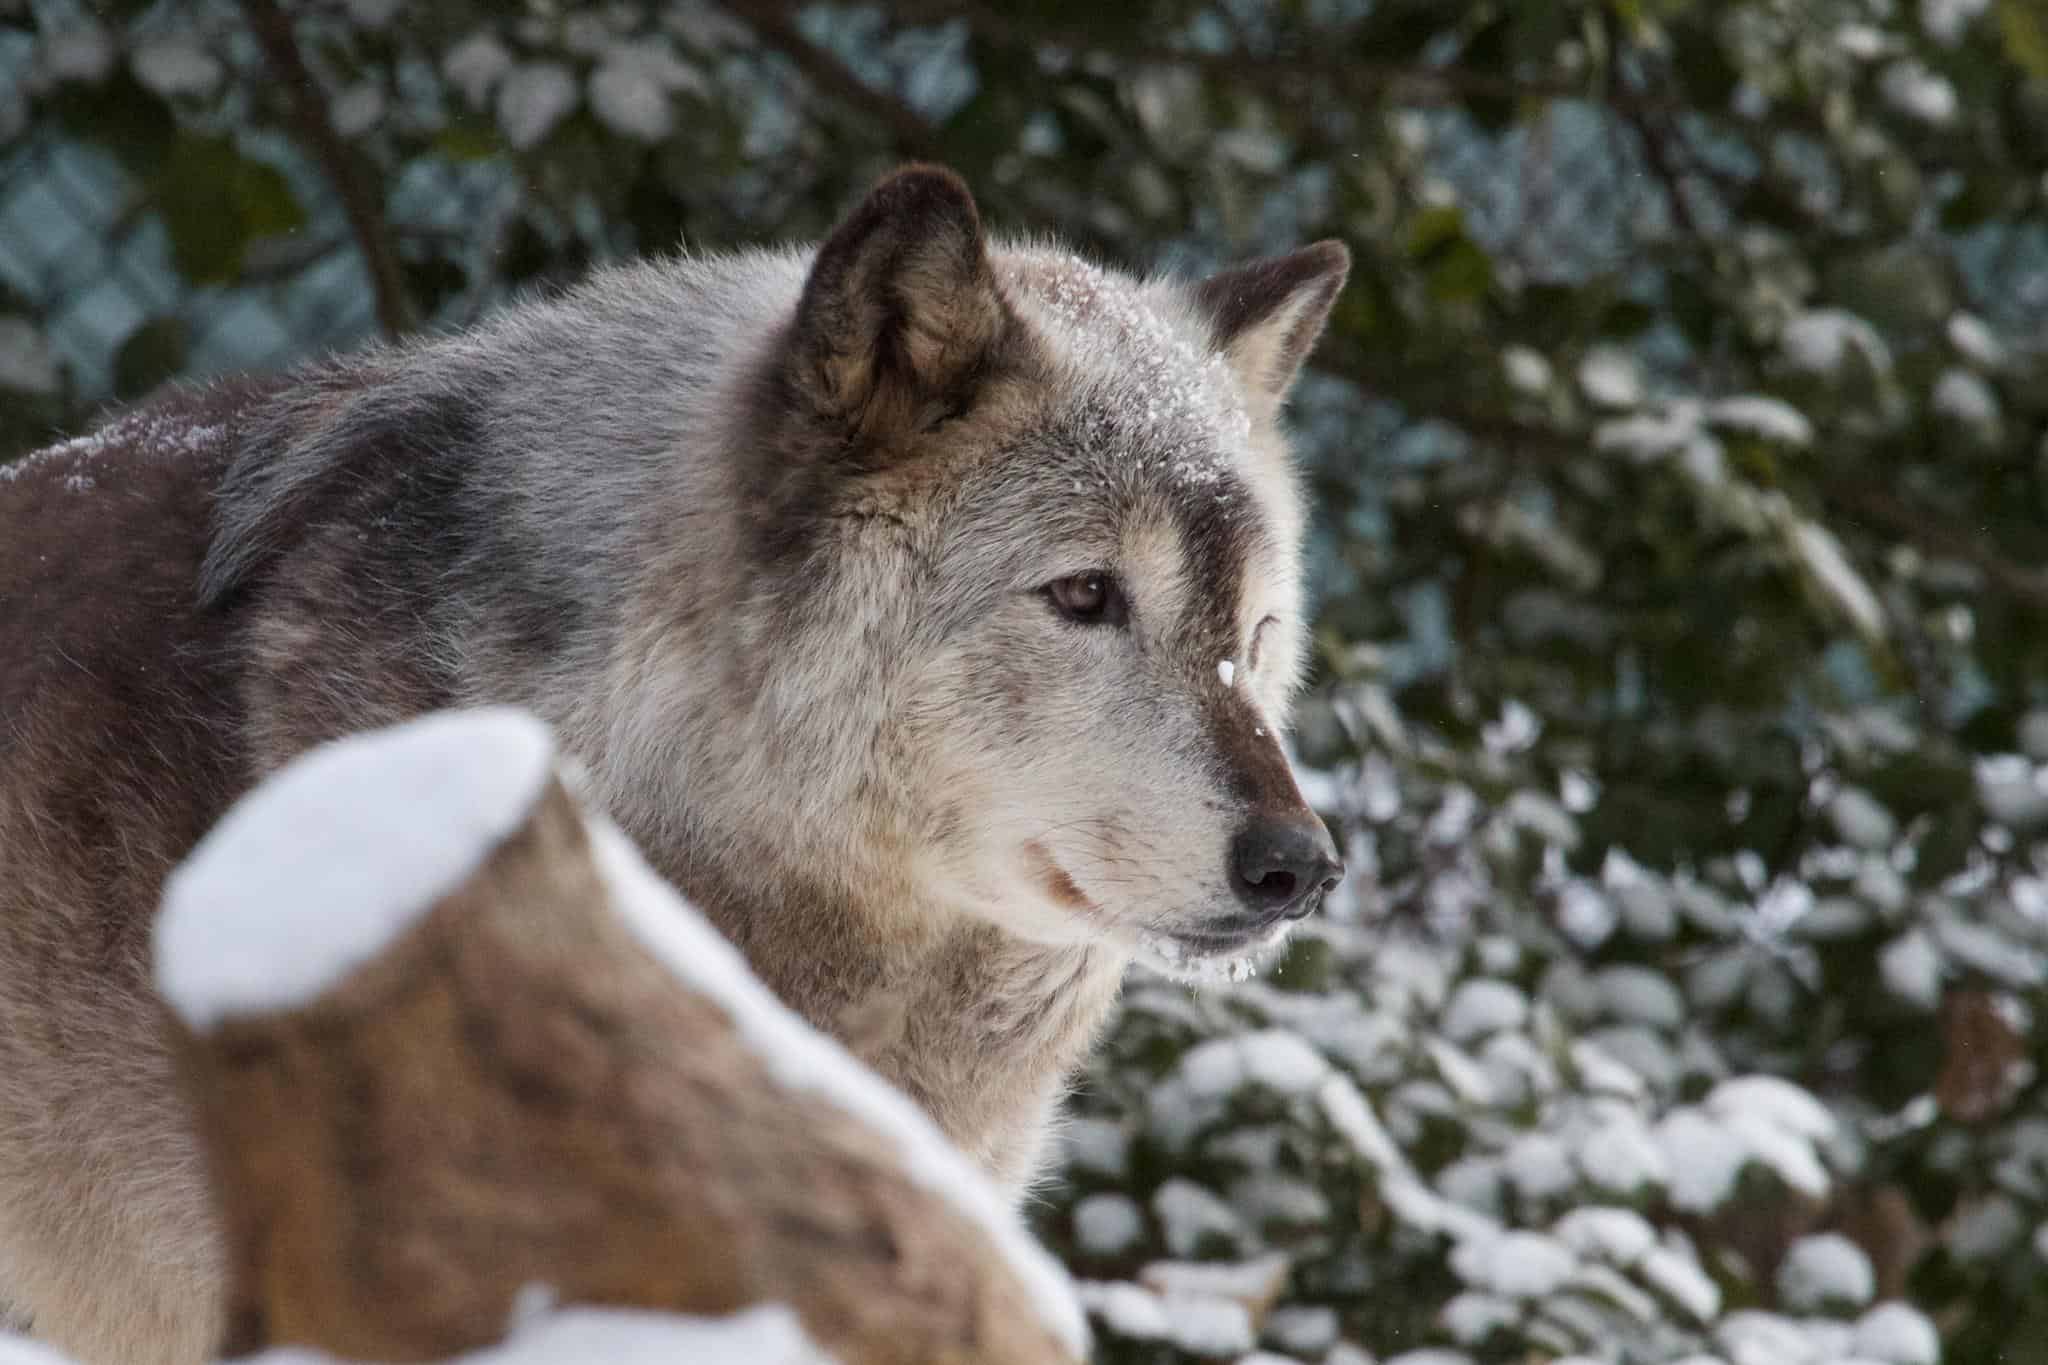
[0,164,1345,1363]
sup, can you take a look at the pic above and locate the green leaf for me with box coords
[156,135,306,285]
[1999,0,2048,79]
[434,119,503,162]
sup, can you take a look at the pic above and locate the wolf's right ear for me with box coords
[1192,241,1350,411]
[787,165,1011,445]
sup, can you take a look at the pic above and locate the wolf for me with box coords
[0,164,1345,1363]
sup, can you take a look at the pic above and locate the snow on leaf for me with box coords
[1440,979,1529,1044]
[1656,1107,1750,1212]
[1551,1207,1657,1265]
[1777,1233,1875,1311]
[1578,346,1644,408]
[1931,366,2000,432]
[1640,1244,1723,1322]
[1781,309,1892,377]
[445,32,513,107]
[1502,345,1552,395]
[1450,1230,1579,1299]
[1786,519,1886,640]
[1880,59,1960,124]
[1073,1193,1146,1257]
[1704,395,1813,447]
[1948,311,2006,368]
[496,61,578,149]
[131,38,223,97]
[1852,1302,1941,1365]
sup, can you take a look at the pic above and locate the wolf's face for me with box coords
[753,167,1344,977]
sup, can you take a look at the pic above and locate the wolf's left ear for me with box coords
[1192,240,1350,407]
[788,165,1011,443]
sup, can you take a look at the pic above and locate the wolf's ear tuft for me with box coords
[788,165,1010,441]
[1192,240,1350,407]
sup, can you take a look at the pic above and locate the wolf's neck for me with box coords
[630,836,1125,1188]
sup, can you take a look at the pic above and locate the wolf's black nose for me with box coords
[1231,815,1342,920]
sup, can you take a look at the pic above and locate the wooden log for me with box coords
[154,708,1085,1365]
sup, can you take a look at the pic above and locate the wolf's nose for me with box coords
[1231,815,1343,920]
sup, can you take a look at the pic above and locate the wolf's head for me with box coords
[709,166,1345,978]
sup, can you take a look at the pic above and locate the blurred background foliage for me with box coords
[7,0,2048,1361]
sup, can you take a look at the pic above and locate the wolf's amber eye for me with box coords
[1045,572,1128,627]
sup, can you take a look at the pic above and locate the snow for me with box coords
[1072,1192,1146,1256]
[1655,1108,1751,1212]
[1947,311,2005,368]
[42,23,114,83]
[1577,1109,1671,1195]
[1780,309,1891,377]
[1974,753,2048,826]
[1595,964,1686,1029]
[590,56,675,142]
[237,1305,837,1364]
[1879,60,1959,125]
[1503,1133,1577,1200]
[1640,1244,1722,1321]
[1218,658,1237,686]
[0,318,59,394]
[497,62,578,149]
[1442,1291,1518,1344]
[1880,930,1944,1008]
[1013,253,1253,492]
[1921,0,1990,45]
[1776,1233,1875,1311]
[1931,367,1999,429]
[1076,1279,1255,1355]
[1062,1116,1130,1178]
[1687,1089,1829,1198]
[1595,405,1699,462]
[155,708,557,1031]
[344,0,404,28]
[0,1337,72,1365]
[1440,979,1528,1043]
[1829,787,1897,850]
[1578,346,1643,408]
[588,819,1089,1355]
[1265,1305,1340,1356]
[1705,395,1812,447]
[445,32,513,107]
[1557,879,1618,949]
[331,83,386,138]
[1152,1178,1247,1258]
[1502,345,1552,395]
[1551,1207,1656,1265]
[131,38,223,97]
[1788,519,1886,640]
[1137,1252,1290,1306]
[1449,1230,1578,1298]
[1852,1302,1941,1365]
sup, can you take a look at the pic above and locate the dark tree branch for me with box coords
[238,0,415,339]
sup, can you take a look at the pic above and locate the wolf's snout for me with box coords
[1230,814,1342,920]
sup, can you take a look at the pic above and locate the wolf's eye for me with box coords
[1045,572,1128,626]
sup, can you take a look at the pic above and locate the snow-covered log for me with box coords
[154,708,1085,1365]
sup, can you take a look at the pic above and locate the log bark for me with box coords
[166,733,1077,1365]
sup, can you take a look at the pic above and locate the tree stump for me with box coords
[154,708,1085,1365]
